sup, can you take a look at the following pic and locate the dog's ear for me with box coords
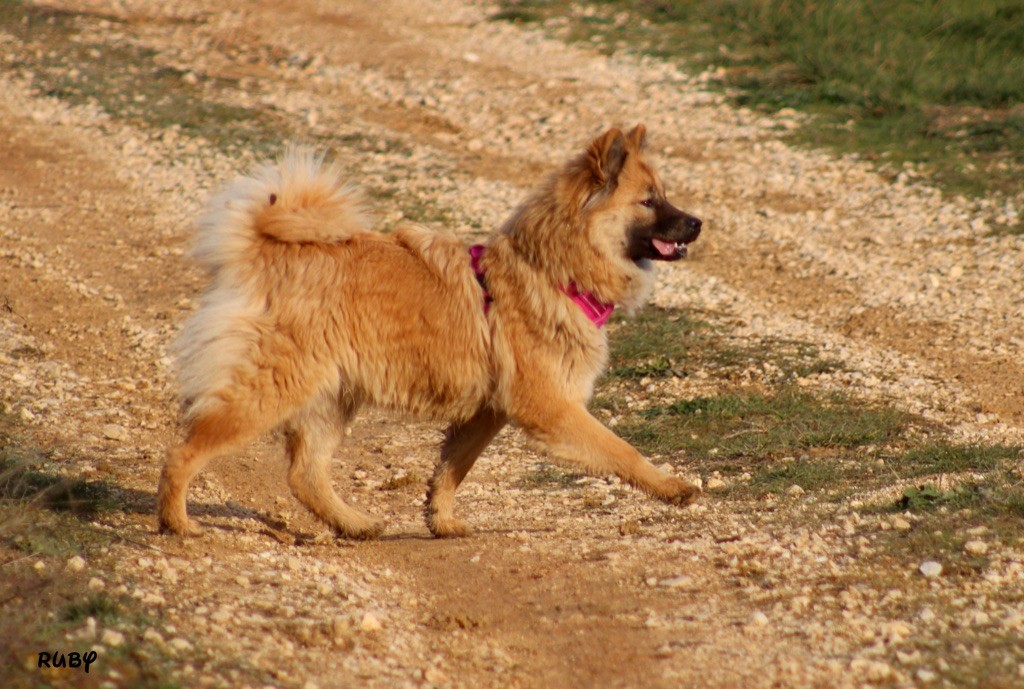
[587,127,628,187]
[626,124,647,151]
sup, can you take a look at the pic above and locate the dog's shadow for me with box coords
[3,455,534,545]
[0,457,294,536]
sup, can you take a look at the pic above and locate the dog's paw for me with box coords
[427,516,473,539]
[158,516,203,537]
[656,476,702,506]
[336,518,386,541]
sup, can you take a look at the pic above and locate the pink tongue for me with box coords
[652,238,677,257]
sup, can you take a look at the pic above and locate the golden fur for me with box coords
[158,125,702,539]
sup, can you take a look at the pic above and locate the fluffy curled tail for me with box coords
[193,148,372,273]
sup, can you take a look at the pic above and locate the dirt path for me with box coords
[2,1,1022,688]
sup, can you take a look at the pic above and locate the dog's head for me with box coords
[503,125,701,308]
[581,125,701,274]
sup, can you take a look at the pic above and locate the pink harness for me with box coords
[469,244,614,327]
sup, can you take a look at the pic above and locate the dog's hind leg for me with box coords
[159,394,290,536]
[426,407,507,538]
[516,401,700,506]
[285,390,384,540]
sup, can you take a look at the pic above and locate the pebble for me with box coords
[102,423,128,441]
[851,659,893,682]
[88,577,105,591]
[964,540,988,555]
[168,638,193,652]
[101,629,125,647]
[658,576,692,589]
[66,555,87,572]
[141,592,166,607]
[705,477,726,490]
[919,561,943,578]
[786,484,805,497]
[423,667,447,684]
[891,517,912,531]
[749,611,769,627]
[1002,612,1024,630]
[360,612,382,632]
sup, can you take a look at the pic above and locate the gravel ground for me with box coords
[1,1,1022,688]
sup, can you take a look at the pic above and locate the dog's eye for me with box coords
[639,199,655,208]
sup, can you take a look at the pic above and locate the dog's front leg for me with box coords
[516,401,700,505]
[426,407,508,538]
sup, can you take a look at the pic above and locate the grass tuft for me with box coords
[899,443,1022,477]
[619,388,905,461]
[60,592,121,623]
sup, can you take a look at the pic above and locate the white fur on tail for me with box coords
[193,148,372,273]
[176,149,370,421]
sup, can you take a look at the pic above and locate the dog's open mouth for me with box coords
[626,204,701,267]
[650,237,688,260]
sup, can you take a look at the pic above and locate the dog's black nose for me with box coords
[684,216,702,242]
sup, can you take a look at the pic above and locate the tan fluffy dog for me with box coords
[158,125,702,539]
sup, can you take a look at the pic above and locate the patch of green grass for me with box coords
[604,307,713,379]
[736,457,845,497]
[603,306,841,384]
[596,305,903,493]
[616,388,905,462]
[897,477,1024,517]
[898,443,1022,477]
[860,443,1024,587]
[880,443,1024,519]
[496,0,1024,199]
[60,592,121,623]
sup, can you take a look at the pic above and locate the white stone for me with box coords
[101,630,125,647]
[67,555,86,572]
[168,638,193,652]
[360,612,382,632]
[423,667,447,684]
[102,424,128,441]
[658,576,691,588]
[964,540,988,555]
[919,561,942,578]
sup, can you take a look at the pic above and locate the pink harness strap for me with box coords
[468,244,614,327]
[468,244,493,313]
[559,281,615,328]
